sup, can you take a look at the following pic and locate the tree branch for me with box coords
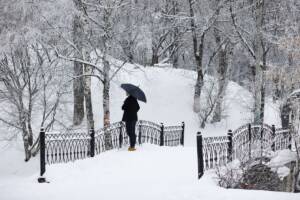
[54,48,105,78]
[229,1,256,59]
[109,60,127,81]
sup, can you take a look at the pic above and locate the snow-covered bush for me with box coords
[215,160,244,188]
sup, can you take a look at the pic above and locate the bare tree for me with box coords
[210,0,235,122]
[0,43,63,161]
[212,42,234,122]
[72,0,95,130]
[188,0,227,113]
[188,0,205,113]
[51,0,128,149]
[229,0,270,124]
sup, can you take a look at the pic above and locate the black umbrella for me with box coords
[121,83,147,103]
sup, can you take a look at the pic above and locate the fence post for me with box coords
[197,132,204,179]
[119,123,123,148]
[138,122,142,145]
[160,123,164,146]
[90,128,95,157]
[180,122,185,146]
[38,127,46,183]
[271,125,276,151]
[248,124,252,159]
[227,130,233,162]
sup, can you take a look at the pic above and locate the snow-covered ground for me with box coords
[0,64,290,200]
[0,144,299,200]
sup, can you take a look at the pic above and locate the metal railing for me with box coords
[197,123,293,179]
[39,120,185,178]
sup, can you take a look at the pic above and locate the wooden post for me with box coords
[248,124,252,160]
[197,132,204,179]
[227,130,233,162]
[271,125,276,151]
[160,123,164,146]
[38,127,46,183]
[180,122,185,146]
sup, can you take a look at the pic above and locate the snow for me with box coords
[268,149,298,180]
[1,144,299,200]
[92,65,199,145]
[92,64,281,144]
[0,64,293,200]
[268,149,297,167]
[277,167,291,180]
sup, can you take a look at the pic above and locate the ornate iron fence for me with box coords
[197,123,293,179]
[203,135,230,170]
[274,128,292,150]
[137,120,161,145]
[39,120,184,178]
[45,131,91,164]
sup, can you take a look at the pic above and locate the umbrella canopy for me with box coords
[121,83,147,103]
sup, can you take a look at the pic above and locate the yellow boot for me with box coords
[128,147,136,151]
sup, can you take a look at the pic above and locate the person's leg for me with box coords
[125,121,133,148]
[127,121,137,149]
[131,121,137,148]
[128,121,136,148]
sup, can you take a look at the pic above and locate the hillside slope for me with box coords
[91,63,281,145]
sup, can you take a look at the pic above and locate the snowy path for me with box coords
[0,144,299,200]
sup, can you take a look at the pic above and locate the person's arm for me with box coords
[133,99,140,112]
[122,99,129,110]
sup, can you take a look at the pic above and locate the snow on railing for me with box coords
[197,123,294,179]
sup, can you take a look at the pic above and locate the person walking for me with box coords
[122,93,140,151]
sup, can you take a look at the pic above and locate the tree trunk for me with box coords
[123,1,134,64]
[193,34,205,113]
[212,24,222,122]
[83,51,94,130]
[171,25,179,68]
[27,71,34,146]
[72,0,85,126]
[73,60,84,126]
[281,101,291,129]
[127,2,134,64]
[260,68,266,125]
[19,99,31,161]
[212,44,227,123]
[151,47,159,66]
[103,57,113,150]
[171,0,179,69]
[253,0,264,124]
[188,0,204,113]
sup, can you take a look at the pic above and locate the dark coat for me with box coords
[122,95,140,121]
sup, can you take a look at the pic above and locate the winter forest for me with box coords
[0,0,300,199]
